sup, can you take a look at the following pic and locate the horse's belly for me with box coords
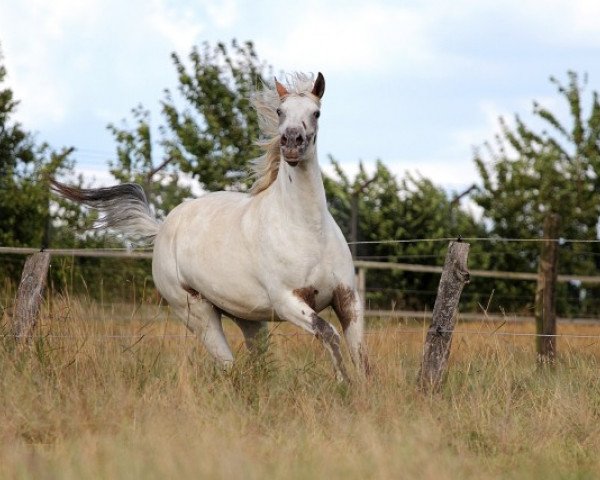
[203,281,274,321]
[180,261,336,321]
[183,266,274,320]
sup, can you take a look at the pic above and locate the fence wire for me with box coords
[347,237,600,245]
[3,235,600,257]
[3,329,600,341]
[3,238,600,343]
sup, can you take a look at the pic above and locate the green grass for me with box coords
[1,294,600,479]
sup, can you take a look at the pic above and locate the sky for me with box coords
[1,0,600,197]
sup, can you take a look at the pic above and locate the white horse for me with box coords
[52,73,369,382]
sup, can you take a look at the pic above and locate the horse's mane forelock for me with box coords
[249,73,320,195]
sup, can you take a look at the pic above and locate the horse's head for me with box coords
[274,73,325,167]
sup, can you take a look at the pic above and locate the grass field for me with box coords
[2,294,600,479]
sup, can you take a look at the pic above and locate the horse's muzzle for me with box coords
[281,150,302,166]
[281,127,308,166]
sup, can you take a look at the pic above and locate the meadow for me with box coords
[2,292,600,479]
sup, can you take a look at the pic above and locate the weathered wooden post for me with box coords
[535,213,560,364]
[357,266,366,309]
[418,241,470,393]
[13,251,51,340]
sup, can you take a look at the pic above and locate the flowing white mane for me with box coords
[249,73,321,195]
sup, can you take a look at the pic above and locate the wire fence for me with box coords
[4,328,600,341]
[3,233,600,255]
[348,237,600,245]
[3,237,600,343]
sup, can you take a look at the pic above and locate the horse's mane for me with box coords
[249,73,320,195]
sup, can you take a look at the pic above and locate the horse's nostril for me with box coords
[281,130,305,147]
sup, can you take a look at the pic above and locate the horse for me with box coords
[52,72,369,382]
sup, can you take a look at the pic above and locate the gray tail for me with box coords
[51,180,161,243]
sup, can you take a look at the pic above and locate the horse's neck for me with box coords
[271,153,328,228]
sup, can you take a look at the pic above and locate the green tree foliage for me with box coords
[107,105,191,218]
[0,52,76,249]
[108,39,269,208]
[0,48,141,301]
[473,71,600,316]
[325,158,486,311]
[98,106,197,301]
[161,40,269,192]
[0,48,84,284]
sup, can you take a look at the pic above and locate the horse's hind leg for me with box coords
[232,319,269,356]
[172,300,234,368]
[332,285,370,377]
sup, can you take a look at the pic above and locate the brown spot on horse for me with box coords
[293,286,319,311]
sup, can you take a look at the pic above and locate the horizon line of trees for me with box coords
[2,40,600,318]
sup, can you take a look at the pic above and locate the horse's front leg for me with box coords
[332,285,370,378]
[275,291,350,383]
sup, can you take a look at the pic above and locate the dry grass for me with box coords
[2,294,600,479]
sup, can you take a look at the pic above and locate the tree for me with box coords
[0,47,82,285]
[107,105,191,219]
[473,71,600,316]
[108,39,270,203]
[324,158,486,311]
[160,40,270,192]
[0,49,75,249]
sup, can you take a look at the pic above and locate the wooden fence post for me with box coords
[535,213,560,364]
[418,241,470,392]
[13,252,51,340]
[357,266,366,309]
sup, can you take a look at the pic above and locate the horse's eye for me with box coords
[314,110,321,119]
[276,108,282,116]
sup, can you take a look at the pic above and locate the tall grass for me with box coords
[1,294,600,479]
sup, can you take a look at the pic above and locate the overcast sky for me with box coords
[1,0,600,195]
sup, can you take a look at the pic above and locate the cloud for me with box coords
[255,0,600,79]
[201,0,238,28]
[450,90,575,162]
[146,0,205,54]
[19,0,102,40]
[257,3,442,75]
[322,154,479,193]
[77,165,117,187]
[0,0,101,125]
[509,0,600,47]
[145,0,238,54]
[449,100,513,153]
[400,158,480,192]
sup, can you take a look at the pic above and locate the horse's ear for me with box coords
[275,78,288,99]
[311,72,325,99]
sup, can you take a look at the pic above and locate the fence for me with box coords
[3,244,600,324]
[4,240,600,391]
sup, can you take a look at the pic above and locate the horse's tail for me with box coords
[51,180,161,243]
